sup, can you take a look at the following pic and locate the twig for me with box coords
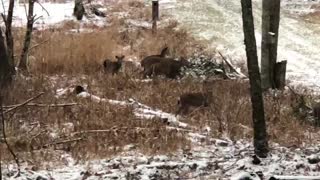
[33,15,42,23]
[43,138,83,148]
[71,127,149,136]
[1,0,6,17]
[4,92,44,114]
[0,98,20,175]
[28,38,50,51]
[29,129,46,141]
[35,0,50,16]
[23,0,28,19]
[1,13,7,27]
[3,102,78,108]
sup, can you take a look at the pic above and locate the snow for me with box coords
[0,0,75,27]
[2,0,320,179]
[4,139,320,179]
[163,0,320,91]
[231,172,260,180]
[0,0,108,29]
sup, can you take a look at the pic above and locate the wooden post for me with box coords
[274,60,287,89]
[152,0,159,34]
[261,0,281,90]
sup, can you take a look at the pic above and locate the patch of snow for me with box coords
[4,141,320,179]
[230,172,260,180]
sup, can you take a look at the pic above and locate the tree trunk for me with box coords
[5,0,15,74]
[0,29,12,88]
[274,60,287,89]
[241,0,269,158]
[260,0,281,90]
[19,0,35,71]
[74,0,85,21]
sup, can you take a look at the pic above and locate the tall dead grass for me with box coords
[12,0,204,74]
[3,0,319,169]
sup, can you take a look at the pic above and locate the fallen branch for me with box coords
[3,102,78,108]
[4,92,44,114]
[42,137,83,148]
[71,127,152,136]
[28,38,50,52]
[0,98,20,175]
[271,175,320,180]
[218,51,247,78]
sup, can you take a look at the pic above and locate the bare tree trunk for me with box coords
[241,0,269,158]
[0,28,12,87]
[74,0,85,20]
[260,0,281,90]
[6,0,15,65]
[1,0,16,76]
[19,0,35,71]
[269,0,281,87]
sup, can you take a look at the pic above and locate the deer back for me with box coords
[141,47,169,69]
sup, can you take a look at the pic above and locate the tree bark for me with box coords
[1,0,16,76]
[274,60,287,89]
[74,0,85,21]
[241,0,269,158]
[19,0,35,71]
[5,0,15,73]
[260,0,281,90]
[0,29,12,88]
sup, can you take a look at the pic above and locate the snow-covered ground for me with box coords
[0,0,74,27]
[2,0,320,179]
[4,134,320,179]
[163,0,320,92]
[0,0,108,28]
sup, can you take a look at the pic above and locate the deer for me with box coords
[176,80,215,115]
[143,57,189,79]
[103,55,125,75]
[140,46,169,70]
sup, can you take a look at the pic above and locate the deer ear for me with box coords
[115,56,119,59]
[121,55,125,59]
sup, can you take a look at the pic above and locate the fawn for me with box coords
[176,80,215,115]
[103,55,125,75]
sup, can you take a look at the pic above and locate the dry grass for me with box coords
[12,1,202,74]
[2,74,319,163]
[2,0,320,169]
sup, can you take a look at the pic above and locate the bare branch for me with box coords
[0,97,20,175]
[4,92,44,114]
[3,102,78,108]
[35,0,50,16]
[28,38,50,52]
[1,0,6,17]
[42,138,83,148]
[19,0,36,71]
[218,51,247,78]
[33,15,42,23]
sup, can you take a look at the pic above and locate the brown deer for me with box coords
[176,81,215,115]
[103,55,125,75]
[143,57,189,79]
[140,47,169,70]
